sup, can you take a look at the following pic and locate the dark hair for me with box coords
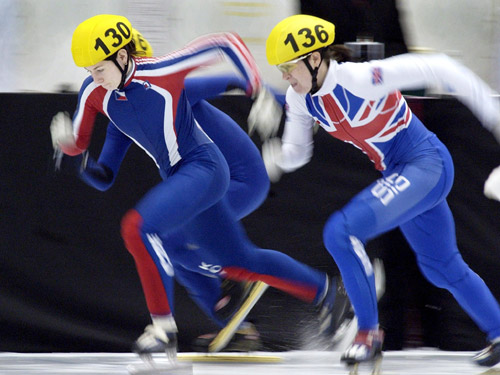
[128,39,151,58]
[323,44,353,65]
[126,39,139,56]
[105,39,139,62]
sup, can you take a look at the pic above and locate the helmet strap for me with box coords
[108,51,129,90]
[304,49,324,95]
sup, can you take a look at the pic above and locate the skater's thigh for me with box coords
[175,266,222,307]
[344,145,450,242]
[137,144,229,235]
[183,198,255,265]
[192,100,269,219]
[400,200,459,260]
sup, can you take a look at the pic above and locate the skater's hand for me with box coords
[484,165,500,201]
[248,87,282,141]
[262,138,283,183]
[50,112,75,150]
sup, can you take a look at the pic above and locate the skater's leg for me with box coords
[327,136,450,362]
[173,265,224,325]
[183,198,329,305]
[121,144,228,316]
[401,201,500,341]
[121,144,230,357]
[191,100,270,220]
[401,201,500,367]
[323,203,379,331]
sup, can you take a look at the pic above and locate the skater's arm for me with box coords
[79,124,132,191]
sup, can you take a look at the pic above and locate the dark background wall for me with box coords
[300,0,408,58]
[1,93,499,353]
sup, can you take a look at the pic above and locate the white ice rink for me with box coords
[0,350,499,375]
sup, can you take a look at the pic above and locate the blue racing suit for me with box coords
[275,53,500,341]
[65,33,328,322]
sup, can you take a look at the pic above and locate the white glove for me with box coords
[484,165,500,201]
[494,127,500,145]
[247,87,283,141]
[262,138,284,183]
[50,111,75,150]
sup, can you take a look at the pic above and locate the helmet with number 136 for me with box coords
[266,14,335,66]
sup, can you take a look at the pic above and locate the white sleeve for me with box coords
[277,87,315,172]
[337,53,500,131]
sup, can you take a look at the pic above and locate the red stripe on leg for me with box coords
[121,209,171,315]
[223,267,317,303]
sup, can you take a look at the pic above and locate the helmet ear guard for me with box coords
[266,14,335,66]
[71,14,133,67]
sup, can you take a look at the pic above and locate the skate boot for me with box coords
[341,328,384,375]
[215,279,254,321]
[132,324,178,362]
[192,321,261,352]
[318,276,352,337]
[473,340,500,367]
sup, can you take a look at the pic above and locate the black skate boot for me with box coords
[214,279,254,321]
[192,280,262,352]
[473,341,500,367]
[132,324,178,362]
[318,276,352,337]
[192,321,261,352]
[341,328,384,368]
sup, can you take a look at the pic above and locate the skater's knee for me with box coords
[323,211,348,251]
[323,205,374,255]
[417,253,469,288]
[323,211,363,262]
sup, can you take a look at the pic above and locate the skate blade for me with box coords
[127,361,192,375]
[345,355,383,375]
[209,281,268,353]
[177,352,283,363]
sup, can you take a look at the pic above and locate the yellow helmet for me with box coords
[266,14,335,65]
[71,14,133,67]
[132,28,154,57]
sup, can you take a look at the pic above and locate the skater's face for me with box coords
[279,51,323,95]
[279,54,312,94]
[85,49,128,90]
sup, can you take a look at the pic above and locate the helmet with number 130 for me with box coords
[71,14,133,67]
[266,14,335,66]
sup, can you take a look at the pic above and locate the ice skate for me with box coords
[129,324,191,374]
[214,279,255,321]
[341,328,384,375]
[208,281,268,352]
[317,276,352,337]
[192,321,261,352]
[192,280,262,352]
[132,324,178,362]
[473,340,500,367]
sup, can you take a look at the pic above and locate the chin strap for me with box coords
[303,49,325,95]
[109,54,129,90]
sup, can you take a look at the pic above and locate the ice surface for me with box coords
[0,350,497,375]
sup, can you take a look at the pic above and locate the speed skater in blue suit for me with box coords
[50,15,350,359]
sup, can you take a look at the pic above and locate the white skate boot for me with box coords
[129,323,192,375]
[341,328,384,375]
[132,324,178,362]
